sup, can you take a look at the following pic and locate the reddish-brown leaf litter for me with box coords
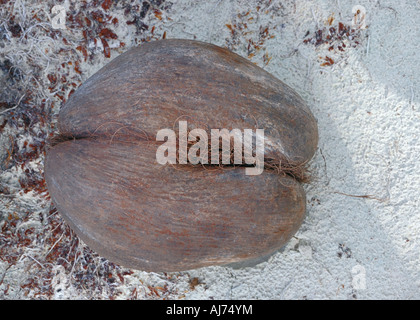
[303,13,367,66]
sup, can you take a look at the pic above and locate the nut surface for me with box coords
[45,39,318,272]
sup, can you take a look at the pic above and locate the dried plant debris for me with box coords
[224,0,289,66]
[303,11,368,66]
[0,0,177,299]
[337,243,352,259]
[1,207,131,299]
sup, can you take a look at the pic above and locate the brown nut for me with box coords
[44,39,318,272]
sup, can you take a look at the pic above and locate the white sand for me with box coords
[0,0,419,299]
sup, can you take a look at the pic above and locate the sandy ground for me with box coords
[0,0,419,299]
